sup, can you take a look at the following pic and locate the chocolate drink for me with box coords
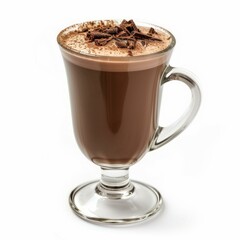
[57,20,175,166]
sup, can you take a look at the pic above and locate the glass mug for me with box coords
[57,20,201,225]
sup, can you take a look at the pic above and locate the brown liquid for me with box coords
[58,21,174,166]
[64,60,168,166]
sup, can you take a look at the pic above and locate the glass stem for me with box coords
[95,167,135,199]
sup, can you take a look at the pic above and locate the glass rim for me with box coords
[57,20,176,61]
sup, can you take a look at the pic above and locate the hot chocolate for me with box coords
[57,20,175,166]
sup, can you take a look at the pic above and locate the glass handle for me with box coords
[149,66,201,151]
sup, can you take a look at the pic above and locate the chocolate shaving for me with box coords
[115,36,136,41]
[95,36,113,46]
[115,39,136,49]
[120,20,131,35]
[148,27,158,35]
[127,40,136,49]
[81,27,89,32]
[103,27,119,34]
[87,31,112,41]
[85,19,163,56]
[119,19,140,35]
[141,40,146,46]
[129,20,139,32]
[116,31,128,37]
[115,40,128,48]
[128,50,133,56]
[132,31,162,41]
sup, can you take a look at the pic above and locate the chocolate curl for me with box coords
[115,39,136,49]
[121,19,140,33]
[116,31,128,37]
[141,40,146,46]
[95,36,113,46]
[128,50,133,56]
[127,40,136,49]
[129,19,139,32]
[87,31,112,41]
[132,31,162,41]
[148,27,158,35]
[115,36,136,41]
[103,27,119,34]
[119,19,131,35]
[115,40,128,48]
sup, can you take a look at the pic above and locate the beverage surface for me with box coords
[58,20,172,57]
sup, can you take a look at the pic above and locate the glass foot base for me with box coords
[69,180,163,225]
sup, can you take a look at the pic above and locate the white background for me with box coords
[0,0,240,239]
